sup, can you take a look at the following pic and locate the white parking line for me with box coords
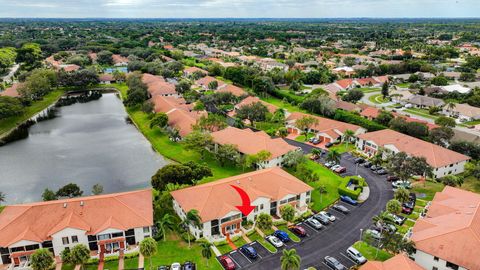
[227,252,242,269]
[322,262,335,270]
[238,250,253,263]
[340,252,357,265]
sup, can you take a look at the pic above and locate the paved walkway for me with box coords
[226,234,237,250]
[358,186,370,202]
[138,254,144,269]
[1,64,19,83]
[211,245,222,257]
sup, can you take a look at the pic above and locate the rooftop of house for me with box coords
[0,83,21,98]
[0,189,153,247]
[171,167,313,222]
[211,127,298,159]
[166,108,207,137]
[235,96,278,114]
[287,112,363,135]
[142,73,177,96]
[217,84,248,97]
[408,95,445,107]
[357,129,469,168]
[335,79,355,89]
[411,186,480,270]
[152,95,193,114]
[183,66,207,75]
[195,76,226,88]
[112,54,129,64]
[360,253,423,270]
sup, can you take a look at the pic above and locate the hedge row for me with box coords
[337,176,366,200]
[333,109,386,132]
[271,89,305,105]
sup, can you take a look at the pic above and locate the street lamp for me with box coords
[360,228,363,241]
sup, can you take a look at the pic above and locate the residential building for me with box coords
[333,79,356,90]
[409,186,480,270]
[142,74,177,97]
[211,127,299,168]
[194,76,226,91]
[151,95,194,114]
[216,84,248,97]
[286,112,366,144]
[165,108,207,138]
[112,54,129,66]
[444,103,480,122]
[99,74,116,84]
[171,168,313,242]
[256,58,289,72]
[440,84,471,94]
[183,66,207,77]
[0,190,153,266]
[233,96,278,114]
[332,66,355,77]
[356,129,470,178]
[406,95,445,109]
[360,253,423,270]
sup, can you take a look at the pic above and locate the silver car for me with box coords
[265,235,284,248]
[320,211,336,222]
[346,246,367,264]
[306,217,323,230]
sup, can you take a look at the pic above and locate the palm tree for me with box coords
[394,187,410,203]
[156,213,175,241]
[183,209,202,248]
[326,149,341,164]
[342,129,355,152]
[0,191,5,205]
[139,237,157,270]
[69,244,90,270]
[386,199,402,215]
[445,102,456,116]
[200,242,212,266]
[30,248,54,270]
[310,148,322,159]
[372,211,394,259]
[280,249,301,270]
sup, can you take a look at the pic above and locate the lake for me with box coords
[0,93,168,204]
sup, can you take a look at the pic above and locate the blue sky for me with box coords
[0,0,478,18]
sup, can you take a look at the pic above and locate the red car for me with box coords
[290,225,307,237]
[402,206,413,215]
[335,166,347,174]
[219,256,236,270]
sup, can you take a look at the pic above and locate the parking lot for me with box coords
[216,241,270,269]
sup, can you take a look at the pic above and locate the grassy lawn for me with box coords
[112,83,246,182]
[277,225,301,242]
[294,132,315,142]
[358,87,381,93]
[260,96,307,113]
[464,119,480,126]
[396,83,411,88]
[405,219,415,227]
[352,241,393,262]
[368,94,390,104]
[215,242,233,255]
[411,180,445,201]
[232,237,248,249]
[0,89,64,136]
[403,108,438,120]
[328,142,355,154]
[255,121,283,132]
[248,231,277,253]
[462,176,480,193]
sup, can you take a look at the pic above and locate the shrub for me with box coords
[333,109,386,132]
[337,176,366,199]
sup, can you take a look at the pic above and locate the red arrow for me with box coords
[230,185,255,216]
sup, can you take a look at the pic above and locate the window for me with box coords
[434,256,439,261]
[260,204,264,210]
[306,191,311,196]
[143,227,150,233]
[445,262,459,270]
[432,267,438,270]
[62,237,69,245]
[112,232,123,238]
[97,234,110,241]
[71,236,78,243]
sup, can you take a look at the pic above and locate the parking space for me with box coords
[297,221,320,235]
[338,252,357,268]
[250,241,270,258]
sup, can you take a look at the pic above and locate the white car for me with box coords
[366,229,382,240]
[320,211,336,222]
[346,246,367,264]
[170,263,181,270]
[266,235,284,248]
[392,180,412,189]
[331,165,341,171]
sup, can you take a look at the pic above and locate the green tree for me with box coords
[139,237,157,270]
[444,102,457,116]
[256,213,273,231]
[294,116,319,138]
[394,187,410,203]
[56,183,83,198]
[289,80,301,92]
[431,75,448,86]
[381,82,389,99]
[429,127,454,147]
[245,150,272,169]
[386,199,402,215]
[280,204,295,223]
[280,249,301,270]
[252,76,275,97]
[42,188,57,201]
[215,144,241,167]
[326,149,341,164]
[69,244,90,270]
[175,80,191,94]
[283,150,305,168]
[342,129,355,151]
[18,69,57,99]
[97,50,113,65]
[0,96,24,119]
[156,213,175,241]
[195,114,227,132]
[435,116,456,128]
[236,102,269,126]
[440,175,464,187]
[91,184,103,195]
[183,209,202,248]
[151,164,196,190]
[30,248,54,270]
[0,191,5,205]
[150,113,168,129]
[183,131,214,160]
[16,43,42,70]
[200,242,212,267]
[341,89,364,103]
[208,80,219,90]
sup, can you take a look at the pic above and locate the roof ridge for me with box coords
[113,196,152,226]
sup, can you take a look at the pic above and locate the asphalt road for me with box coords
[243,152,394,270]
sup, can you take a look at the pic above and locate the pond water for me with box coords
[0,93,168,204]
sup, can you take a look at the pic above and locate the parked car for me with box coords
[325,142,334,148]
[331,164,341,171]
[324,161,337,168]
[314,213,331,225]
[157,266,168,270]
[346,246,367,264]
[219,256,236,270]
[402,205,413,214]
[370,165,381,171]
[311,138,320,145]
[335,166,347,173]
[306,217,323,229]
[392,180,412,189]
[391,214,406,225]
[362,161,372,168]
[386,175,399,182]
[324,256,347,270]
[332,204,350,214]
[273,230,291,242]
[182,262,194,270]
[265,235,284,248]
[340,195,358,206]
[320,211,336,222]
[409,192,417,202]
[239,245,258,259]
[290,225,307,237]
[171,263,181,270]
[366,229,382,240]
[376,169,387,175]
[403,201,415,210]
[354,157,365,164]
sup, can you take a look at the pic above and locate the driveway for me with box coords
[243,152,393,269]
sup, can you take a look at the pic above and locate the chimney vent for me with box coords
[63,203,67,208]
[80,201,84,207]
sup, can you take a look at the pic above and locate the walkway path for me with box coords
[138,254,144,269]
[1,64,19,83]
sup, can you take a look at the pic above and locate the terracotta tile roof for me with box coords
[142,74,177,96]
[171,168,313,222]
[112,54,129,64]
[356,77,378,86]
[184,66,207,75]
[211,127,298,159]
[195,76,226,88]
[373,76,389,84]
[236,96,278,114]
[360,106,381,119]
[335,100,361,112]
[335,79,354,89]
[60,64,80,72]
[287,112,363,135]
[357,129,470,168]
[0,190,153,247]
[166,108,207,137]
[99,74,115,82]
[152,96,193,114]
[217,84,248,97]
[411,186,480,270]
[0,83,21,98]
[360,254,423,270]
[88,52,97,61]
